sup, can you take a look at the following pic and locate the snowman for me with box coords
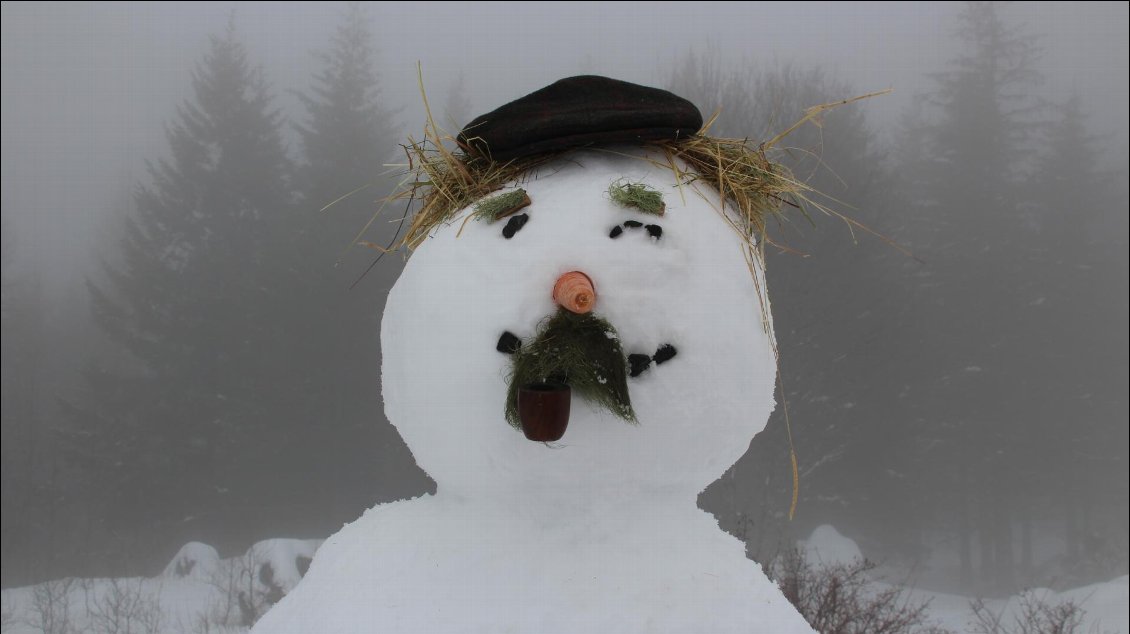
[254,77,814,633]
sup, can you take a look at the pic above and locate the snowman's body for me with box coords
[254,150,813,633]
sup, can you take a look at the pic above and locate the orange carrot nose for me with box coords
[553,271,596,314]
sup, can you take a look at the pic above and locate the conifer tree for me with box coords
[280,3,429,529]
[897,1,1045,592]
[1024,95,1127,580]
[1031,95,1110,249]
[1,222,51,584]
[74,22,293,564]
[296,3,398,215]
[442,72,473,134]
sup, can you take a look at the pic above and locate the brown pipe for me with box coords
[518,383,571,441]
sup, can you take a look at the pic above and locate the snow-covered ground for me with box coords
[2,528,1124,633]
[801,525,1128,634]
[1,539,320,634]
[902,577,1128,634]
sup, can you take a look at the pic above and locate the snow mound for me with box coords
[900,574,1129,633]
[163,540,221,580]
[802,524,864,566]
[245,538,322,594]
[1057,575,1128,634]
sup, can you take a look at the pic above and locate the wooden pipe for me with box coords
[518,383,571,442]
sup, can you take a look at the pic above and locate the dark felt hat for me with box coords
[457,76,703,161]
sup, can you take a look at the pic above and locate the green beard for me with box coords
[505,308,636,429]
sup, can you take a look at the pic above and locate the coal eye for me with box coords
[628,343,678,377]
[497,331,522,354]
[502,213,529,239]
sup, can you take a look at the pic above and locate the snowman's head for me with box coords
[380,78,791,505]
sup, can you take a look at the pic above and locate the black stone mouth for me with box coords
[626,343,678,377]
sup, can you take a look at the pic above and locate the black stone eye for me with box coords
[609,225,624,239]
[645,224,662,240]
[623,220,644,228]
[502,213,529,239]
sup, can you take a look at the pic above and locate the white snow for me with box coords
[242,538,321,596]
[901,576,1129,634]
[163,540,221,581]
[794,527,1129,634]
[252,148,814,633]
[1,539,322,633]
[801,524,864,567]
[2,529,1125,632]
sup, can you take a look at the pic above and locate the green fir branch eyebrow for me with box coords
[607,180,665,216]
[471,188,532,223]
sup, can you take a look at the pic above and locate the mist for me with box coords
[2,0,1126,610]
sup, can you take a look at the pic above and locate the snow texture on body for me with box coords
[253,149,813,632]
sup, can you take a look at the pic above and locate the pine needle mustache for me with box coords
[505,309,637,429]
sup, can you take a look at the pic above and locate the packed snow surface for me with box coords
[2,532,1124,632]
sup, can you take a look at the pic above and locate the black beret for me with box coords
[457,76,703,161]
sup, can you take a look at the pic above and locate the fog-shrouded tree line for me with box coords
[3,5,431,587]
[685,1,1126,596]
[1,1,1126,598]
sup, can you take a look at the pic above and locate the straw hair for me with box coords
[384,82,895,258]
[391,115,809,253]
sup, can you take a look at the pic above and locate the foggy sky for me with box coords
[2,1,1127,306]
